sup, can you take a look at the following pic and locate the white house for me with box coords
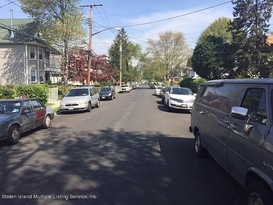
[0,19,61,85]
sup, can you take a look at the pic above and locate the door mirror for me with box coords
[231,106,248,120]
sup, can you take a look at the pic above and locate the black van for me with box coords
[189,78,273,205]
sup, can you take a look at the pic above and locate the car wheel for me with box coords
[111,95,114,100]
[194,130,207,158]
[96,99,100,108]
[246,181,273,205]
[43,115,51,129]
[87,102,91,112]
[7,125,20,145]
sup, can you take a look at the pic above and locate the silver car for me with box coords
[59,87,100,113]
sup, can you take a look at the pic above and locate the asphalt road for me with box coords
[0,85,244,205]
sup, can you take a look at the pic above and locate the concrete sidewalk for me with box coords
[47,100,60,110]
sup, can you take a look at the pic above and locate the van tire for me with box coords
[245,181,273,205]
[96,99,100,108]
[194,130,207,158]
[87,102,91,112]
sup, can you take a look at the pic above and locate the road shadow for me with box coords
[0,129,243,205]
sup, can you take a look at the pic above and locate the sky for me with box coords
[0,0,272,55]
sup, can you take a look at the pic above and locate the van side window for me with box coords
[199,85,241,113]
[241,88,267,124]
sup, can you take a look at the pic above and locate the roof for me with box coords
[202,78,273,86]
[0,18,61,55]
[267,34,273,45]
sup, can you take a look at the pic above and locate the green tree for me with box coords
[228,0,273,78]
[108,28,143,83]
[20,0,85,86]
[198,17,232,44]
[192,17,235,79]
[147,31,191,81]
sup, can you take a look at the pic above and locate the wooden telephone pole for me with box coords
[81,2,102,86]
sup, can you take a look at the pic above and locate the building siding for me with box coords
[0,44,25,85]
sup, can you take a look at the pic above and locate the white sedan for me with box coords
[164,87,195,111]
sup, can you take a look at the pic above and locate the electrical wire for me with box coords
[115,1,232,28]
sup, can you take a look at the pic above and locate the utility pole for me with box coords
[81,2,102,86]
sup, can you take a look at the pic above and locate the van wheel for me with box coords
[96,99,100,108]
[246,181,273,205]
[194,130,207,158]
[43,115,51,129]
[7,125,20,145]
[87,102,91,112]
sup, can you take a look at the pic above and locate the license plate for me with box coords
[181,105,187,108]
[68,107,74,110]
[102,97,105,99]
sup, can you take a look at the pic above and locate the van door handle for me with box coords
[230,123,237,129]
[199,111,205,115]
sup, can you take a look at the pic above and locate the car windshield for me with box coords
[171,88,193,95]
[65,89,89,97]
[0,101,21,114]
[100,88,111,92]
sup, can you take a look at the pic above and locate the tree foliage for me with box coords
[228,0,273,78]
[198,17,232,44]
[108,28,143,83]
[20,0,86,86]
[147,31,191,81]
[192,17,235,80]
[68,49,115,84]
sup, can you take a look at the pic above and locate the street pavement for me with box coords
[0,85,244,205]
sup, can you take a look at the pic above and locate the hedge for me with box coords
[0,84,49,103]
[179,77,206,93]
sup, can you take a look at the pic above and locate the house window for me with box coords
[39,48,43,60]
[31,70,37,83]
[45,52,50,60]
[30,47,36,59]
[39,71,44,83]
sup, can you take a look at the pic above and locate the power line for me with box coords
[115,1,232,28]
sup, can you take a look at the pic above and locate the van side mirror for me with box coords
[231,106,248,120]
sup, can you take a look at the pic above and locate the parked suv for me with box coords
[189,79,273,205]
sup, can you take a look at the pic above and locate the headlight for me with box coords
[78,101,87,105]
[108,93,112,96]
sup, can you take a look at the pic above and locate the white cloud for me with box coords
[125,6,233,49]
[92,6,234,54]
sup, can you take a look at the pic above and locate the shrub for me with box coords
[16,84,49,103]
[179,77,206,93]
[0,86,17,99]
[99,81,113,87]
[57,85,74,99]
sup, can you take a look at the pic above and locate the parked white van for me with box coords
[189,79,273,205]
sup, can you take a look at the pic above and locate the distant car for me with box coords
[164,87,195,111]
[154,86,164,96]
[0,98,54,145]
[161,87,171,103]
[59,87,100,113]
[120,85,131,93]
[99,87,116,100]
